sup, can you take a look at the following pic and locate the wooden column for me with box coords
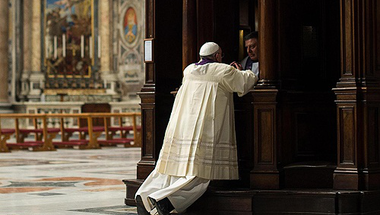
[257,0,277,82]
[136,0,183,180]
[182,0,197,69]
[333,0,380,190]
[250,0,281,189]
[136,0,157,180]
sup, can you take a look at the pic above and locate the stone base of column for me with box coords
[27,73,45,102]
[102,73,122,102]
[0,103,13,113]
[27,95,42,102]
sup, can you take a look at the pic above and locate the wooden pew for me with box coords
[16,117,61,145]
[0,128,14,152]
[0,114,57,151]
[92,113,141,147]
[47,113,103,149]
[0,112,141,151]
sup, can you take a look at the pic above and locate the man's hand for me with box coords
[230,61,243,70]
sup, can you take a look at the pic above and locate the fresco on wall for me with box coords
[44,0,93,80]
[120,3,140,48]
[123,7,137,44]
[117,0,144,100]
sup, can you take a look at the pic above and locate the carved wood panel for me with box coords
[137,92,156,179]
[250,89,280,189]
[280,94,337,165]
[338,106,356,166]
[142,105,154,158]
[368,106,380,167]
[257,109,274,164]
[252,89,279,172]
[376,1,380,72]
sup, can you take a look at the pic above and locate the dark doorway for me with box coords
[81,103,111,127]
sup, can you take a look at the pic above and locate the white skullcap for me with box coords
[199,42,220,56]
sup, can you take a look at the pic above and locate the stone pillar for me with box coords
[0,0,11,112]
[27,1,44,101]
[20,0,32,101]
[250,0,281,189]
[99,0,119,101]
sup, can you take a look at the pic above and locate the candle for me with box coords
[54,36,57,59]
[62,34,66,57]
[45,36,49,58]
[89,36,93,59]
[81,35,84,58]
[98,36,101,58]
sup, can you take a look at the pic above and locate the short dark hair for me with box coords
[244,31,258,41]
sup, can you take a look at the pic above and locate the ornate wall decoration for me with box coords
[43,0,101,89]
[116,0,144,100]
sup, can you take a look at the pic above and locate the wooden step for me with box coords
[283,161,336,189]
[187,188,380,215]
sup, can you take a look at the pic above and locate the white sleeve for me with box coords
[221,66,258,97]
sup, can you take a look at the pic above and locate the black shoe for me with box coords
[136,195,150,215]
[149,197,175,215]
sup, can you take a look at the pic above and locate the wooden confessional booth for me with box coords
[124,0,380,214]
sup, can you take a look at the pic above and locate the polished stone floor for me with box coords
[0,147,140,215]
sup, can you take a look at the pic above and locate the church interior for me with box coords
[1,0,380,214]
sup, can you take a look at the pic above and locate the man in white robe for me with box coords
[135,42,258,215]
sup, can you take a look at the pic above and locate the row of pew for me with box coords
[0,112,141,152]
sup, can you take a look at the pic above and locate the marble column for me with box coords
[0,0,11,111]
[99,0,119,101]
[20,0,32,101]
[27,1,44,101]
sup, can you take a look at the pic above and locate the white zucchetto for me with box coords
[199,42,219,56]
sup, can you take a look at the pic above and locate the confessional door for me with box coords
[276,0,340,188]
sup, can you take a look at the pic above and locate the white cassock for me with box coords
[136,62,258,213]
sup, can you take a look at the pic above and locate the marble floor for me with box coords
[0,147,140,215]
